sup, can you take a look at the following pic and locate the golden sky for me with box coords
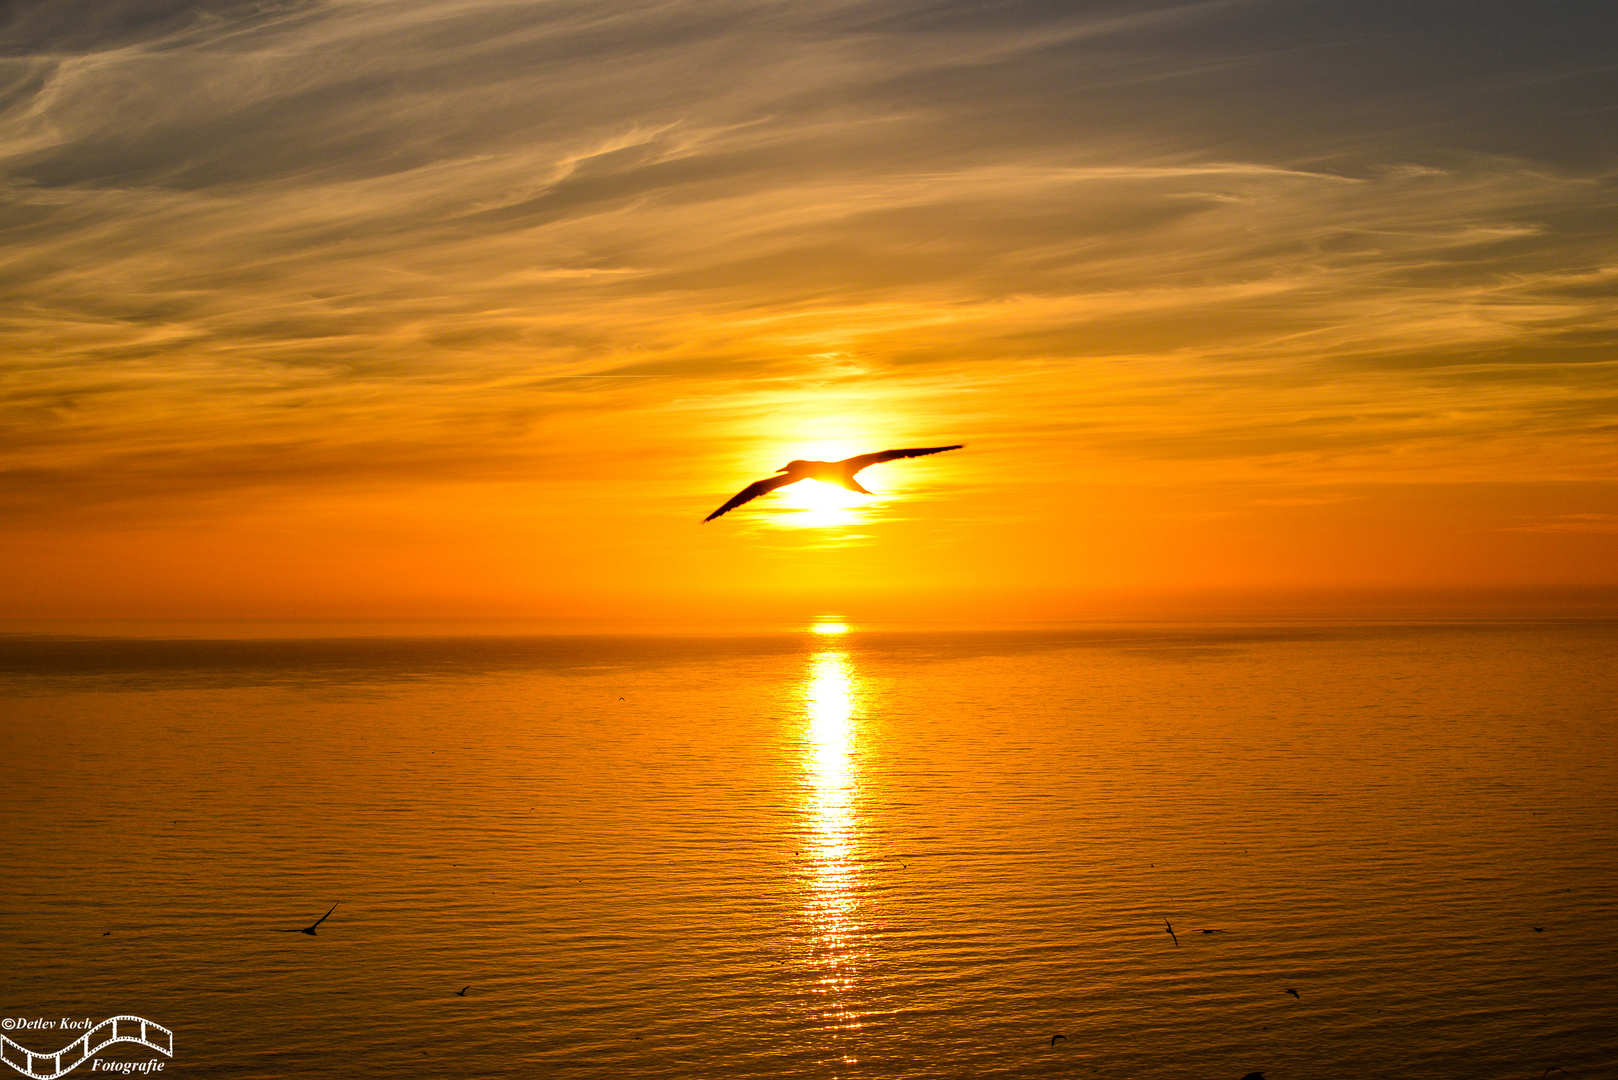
[2,0,1615,626]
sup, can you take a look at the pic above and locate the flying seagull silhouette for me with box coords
[1284,988,1300,999]
[276,902,338,936]
[703,445,963,521]
[1050,1034,1066,1047]
[1163,919,1179,947]
[1240,1073,1266,1080]
[455,986,471,997]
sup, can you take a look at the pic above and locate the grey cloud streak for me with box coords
[1,0,1614,520]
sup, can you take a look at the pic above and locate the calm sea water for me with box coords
[1,622,1615,1079]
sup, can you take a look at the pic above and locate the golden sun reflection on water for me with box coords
[800,646,864,1035]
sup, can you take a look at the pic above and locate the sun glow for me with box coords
[770,478,872,529]
[753,430,882,530]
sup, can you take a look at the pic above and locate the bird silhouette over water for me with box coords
[1050,1034,1066,1047]
[1240,1073,1266,1080]
[455,986,471,997]
[1284,988,1300,999]
[703,445,963,521]
[276,902,338,936]
[1163,919,1179,947]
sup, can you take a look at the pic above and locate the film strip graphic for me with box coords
[1,1017,172,1079]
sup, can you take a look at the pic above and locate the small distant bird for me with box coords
[276,902,338,936]
[1533,926,1545,932]
[1163,919,1178,947]
[1240,1073,1266,1080]
[1050,1034,1066,1047]
[1199,929,1224,934]
[455,986,470,997]
[1543,1068,1570,1077]
[1284,988,1300,999]
[102,931,111,936]
[703,445,963,521]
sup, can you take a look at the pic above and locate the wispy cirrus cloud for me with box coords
[1502,514,1618,534]
[0,0,1613,603]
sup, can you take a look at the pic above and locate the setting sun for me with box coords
[772,479,872,529]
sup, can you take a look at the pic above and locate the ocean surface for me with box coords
[1,621,1615,1079]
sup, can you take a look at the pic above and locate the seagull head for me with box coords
[776,459,810,473]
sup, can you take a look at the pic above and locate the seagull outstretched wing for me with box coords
[841,444,963,474]
[275,901,338,934]
[704,474,800,522]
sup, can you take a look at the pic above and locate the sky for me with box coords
[1,0,1615,629]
